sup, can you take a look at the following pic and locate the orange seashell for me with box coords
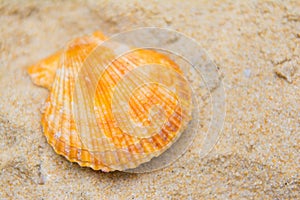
[28,31,192,172]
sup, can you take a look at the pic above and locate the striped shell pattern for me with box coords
[28,31,192,172]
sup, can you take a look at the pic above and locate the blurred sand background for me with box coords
[0,0,299,199]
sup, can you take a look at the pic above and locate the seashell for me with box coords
[28,31,192,172]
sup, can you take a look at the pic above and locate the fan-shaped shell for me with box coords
[28,31,192,172]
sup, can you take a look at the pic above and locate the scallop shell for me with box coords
[28,31,192,172]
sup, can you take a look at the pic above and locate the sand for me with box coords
[0,0,299,199]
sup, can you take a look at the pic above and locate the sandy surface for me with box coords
[0,0,299,199]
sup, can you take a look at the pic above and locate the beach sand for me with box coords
[0,0,299,199]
